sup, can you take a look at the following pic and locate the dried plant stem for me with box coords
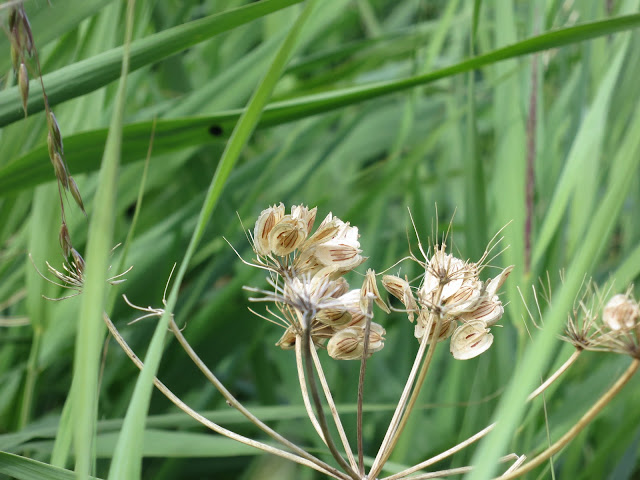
[102,312,348,480]
[382,423,496,480]
[168,319,345,478]
[310,346,358,472]
[527,349,582,402]
[295,340,327,444]
[368,313,434,478]
[499,358,640,480]
[357,304,373,476]
[301,312,361,480]
[407,454,523,480]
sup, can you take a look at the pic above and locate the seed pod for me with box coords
[450,320,494,360]
[460,295,504,327]
[19,63,29,116]
[361,269,390,313]
[268,217,307,256]
[10,45,19,74]
[253,203,284,256]
[68,176,86,216]
[71,248,85,276]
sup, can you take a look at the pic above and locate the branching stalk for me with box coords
[103,312,348,480]
[168,319,345,478]
[310,346,358,472]
[301,311,361,480]
[382,423,496,480]
[499,358,640,479]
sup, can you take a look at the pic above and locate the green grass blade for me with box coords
[0,0,305,128]
[105,2,320,479]
[0,452,102,480]
[71,2,135,478]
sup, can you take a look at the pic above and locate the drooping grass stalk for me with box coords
[166,318,345,477]
[301,311,360,480]
[101,312,347,480]
[310,346,358,472]
[498,358,640,479]
[527,349,582,402]
[382,423,496,480]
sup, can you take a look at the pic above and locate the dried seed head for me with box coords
[450,320,494,360]
[276,327,297,350]
[18,62,28,116]
[253,203,285,255]
[268,216,307,256]
[59,223,72,258]
[68,176,86,216]
[47,131,57,161]
[10,45,19,74]
[486,265,515,296]
[603,294,639,331]
[361,269,390,313]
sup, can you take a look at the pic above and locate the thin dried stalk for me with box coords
[370,286,444,479]
[499,358,640,479]
[382,423,496,480]
[102,312,347,479]
[301,312,360,480]
[295,339,327,444]
[368,315,432,477]
[527,349,582,401]
[407,454,522,480]
[310,346,358,472]
[168,319,346,478]
[357,302,373,476]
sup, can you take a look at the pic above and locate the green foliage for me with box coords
[1,1,640,479]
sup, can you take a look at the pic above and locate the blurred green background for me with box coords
[1,0,640,479]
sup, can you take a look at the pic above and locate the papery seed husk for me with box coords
[291,205,317,235]
[276,328,297,350]
[71,248,85,276]
[414,314,456,343]
[450,320,494,360]
[253,203,284,256]
[486,265,514,296]
[327,327,363,360]
[314,243,363,269]
[361,269,390,313]
[302,216,341,249]
[461,296,504,326]
[268,217,307,256]
[18,63,28,116]
[316,309,351,327]
[443,282,482,315]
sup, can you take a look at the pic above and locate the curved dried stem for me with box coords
[310,346,358,472]
[102,312,345,479]
[404,454,523,480]
[382,423,496,480]
[357,301,373,475]
[295,339,327,444]
[168,318,347,479]
[527,349,582,401]
[499,358,640,479]
[301,312,361,480]
[368,312,433,478]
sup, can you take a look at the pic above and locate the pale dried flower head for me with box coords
[603,294,639,331]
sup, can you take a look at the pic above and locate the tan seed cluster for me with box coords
[248,204,386,360]
[383,245,513,360]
